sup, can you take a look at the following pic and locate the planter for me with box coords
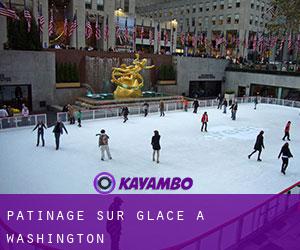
[157,80,176,85]
[224,93,235,101]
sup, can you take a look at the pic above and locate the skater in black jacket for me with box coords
[217,94,222,109]
[151,130,161,164]
[121,106,129,123]
[143,102,149,117]
[52,121,68,150]
[278,142,293,175]
[33,121,47,146]
[230,102,238,120]
[192,99,199,113]
[222,98,228,114]
[248,131,265,161]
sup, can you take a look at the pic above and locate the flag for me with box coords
[85,15,93,39]
[180,31,185,47]
[0,1,19,19]
[288,33,292,51]
[37,4,45,33]
[163,24,168,47]
[253,34,257,51]
[270,35,278,48]
[48,8,54,36]
[216,33,224,46]
[24,1,32,33]
[104,15,109,41]
[258,34,264,51]
[115,15,122,44]
[279,37,285,51]
[149,20,153,46]
[157,22,161,50]
[192,28,197,48]
[95,18,101,40]
[124,17,129,42]
[133,18,136,49]
[69,13,78,37]
[63,11,68,37]
[297,34,300,50]
[140,19,144,44]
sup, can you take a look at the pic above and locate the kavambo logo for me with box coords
[93,172,193,194]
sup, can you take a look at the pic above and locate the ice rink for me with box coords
[0,103,299,194]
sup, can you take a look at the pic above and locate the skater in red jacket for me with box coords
[282,121,291,141]
[201,112,208,132]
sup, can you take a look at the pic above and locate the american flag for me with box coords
[24,9,32,32]
[279,37,285,51]
[140,19,144,44]
[180,31,185,47]
[104,15,109,41]
[163,25,168,47]
[85,15,93,39]
[48,8,54,36]
[149,20,153,46]
[37,5,45,33]
[253,34,257,51]
[0,1,19,19]
[192,28,197,48]
[115,16,122,44]
[216,33,225,46]
[133,18,137,50]
[69,13,78,37]
[258,34,264,51]
[95,19,101,40]
[270,36,278,48]
[157,22,161,49]
[124,17,129,42]
[288,33,293,51]
[63,13,68,37]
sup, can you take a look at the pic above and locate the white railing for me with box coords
[165,182,300,250]
[0,114,47,130]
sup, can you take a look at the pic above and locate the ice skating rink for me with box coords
[0,103,299,194]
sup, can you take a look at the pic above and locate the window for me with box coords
[186,18,190,27]
[186,6,190,14]
[228,0,233,9]
[260,21,263,27]
[220,0,224,9]
[234,14,239,24]
[124,0,129,12]
[199,4,203,12]
[193,5,196,13]
[97,0,104,11]
[251,0,254,9]
[212,16,216,25]
[249,14,253,25]
[181,7,184,14]
[219,15,224,25]
[255,16,258,26]
[206,2,210,11]
[115,0,121,10]
[85,0,92,9]
[236,0,240,8]
[198,17,202,26]
[261,2,265,12]
[227,14,232,24]
[192,17,195,26]
[256,1,260,10]
[213,1,217,10]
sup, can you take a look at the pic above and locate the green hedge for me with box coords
[56,63,79,83]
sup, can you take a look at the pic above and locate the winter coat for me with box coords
[201,114,208,123]
[98,133,109,146]
[53,122,68,134]
[33,123,47,133]
[278,145,293,158]
[223,100,228,107]
[284,123,291,132]
[143,103,149,110]
[76,111,82,120]
[0,109,8,118]
[151,135,161,150]
[22,107,29,117]
[159,102,165,111]
[230,103,238,111]
[193,100,199,108]
[254,134,264,151]
[122,107,129,116]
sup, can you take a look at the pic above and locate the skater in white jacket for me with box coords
[96,129,112,161]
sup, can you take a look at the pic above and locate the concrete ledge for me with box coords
[56,82,81,89]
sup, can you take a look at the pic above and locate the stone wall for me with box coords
[0,50,55,111]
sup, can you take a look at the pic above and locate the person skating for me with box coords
[222,98,228,114]
[32,121,47,147]
[159,100,165,117]
[254,96,258,110]
[52,121,68,150]
[192,99,199,113]
[217,94,222,109]
[278,142,293,175]
[201,112,208,132]
[121,106,129,123]
[96,129,112,161]
[282,121,291,141]
[230,102,238,120]
[248,130,265,161]
[76,109,82,127]
[183,99,189,112]
[143,102,149,117]
[67,104,75,125]
[151,130,161,164]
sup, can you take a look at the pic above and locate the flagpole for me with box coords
[75,9,78,49]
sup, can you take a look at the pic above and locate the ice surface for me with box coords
[0,103,299,194]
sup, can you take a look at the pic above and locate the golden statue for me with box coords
[111,54,155,99]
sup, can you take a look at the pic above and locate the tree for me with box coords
[266,0,300,35]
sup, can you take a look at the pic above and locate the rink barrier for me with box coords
[0,114,47,130]
[56,96,300,123]
[165,182,300,250]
